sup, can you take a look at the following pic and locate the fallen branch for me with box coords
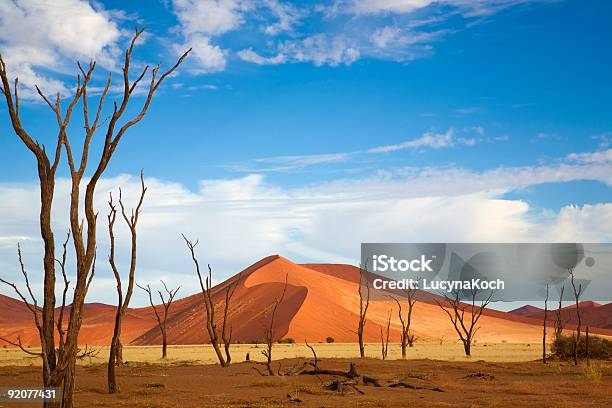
[388,382,444,392]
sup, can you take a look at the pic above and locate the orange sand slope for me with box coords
[1,255,610,347]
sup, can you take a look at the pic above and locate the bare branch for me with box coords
[0,336,42,356]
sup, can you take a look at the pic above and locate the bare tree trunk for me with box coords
[380,311,391,360]
[116,340,123,363]
[569,268,582,366]
[357,265,370,358]
[107,319,121,393]
[554,285,565,339]
[162,330,168,359]
[543,284,549,364]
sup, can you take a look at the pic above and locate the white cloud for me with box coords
[172,0,249,36]
[261,0,303,35]
[176,35,226,73]
[338,0,552,17]
[348,0,435,15]
[567,149,612,164]
[279,35,360,67]
[0,0,122,97]
[1,157,611,306]
[238,35,361,67]
[368,129,458,153]
[237,48,286,65]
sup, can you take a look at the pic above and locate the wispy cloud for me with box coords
[230,127,508,172]
[567,149,612,164]
[368,129,457,153]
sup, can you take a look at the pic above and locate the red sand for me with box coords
[1,255,611,347]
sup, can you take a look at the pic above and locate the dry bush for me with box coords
[582,365,603,382]
[552,334,612,360]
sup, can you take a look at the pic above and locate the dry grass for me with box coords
[0,342,543,367]
[582,364,604,382]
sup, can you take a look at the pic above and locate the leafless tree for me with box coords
[568,267,583,366]
[436,288,493,357]
[261,273,289,375]
[554,285,565,338]
[182,235,241,367]
[0,27,189,407]
[357,264,370,358]
[543,284,549,364]
[107,172,147,393]
[380,310,391,360]
[392,285,418,359]
[137,281,180,359]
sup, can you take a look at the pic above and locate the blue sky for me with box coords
[0,0,611,306]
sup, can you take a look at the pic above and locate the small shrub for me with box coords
[582,365,603,382]
[326,337,335,343]
[552,334,612,360]
[278,338,295,344]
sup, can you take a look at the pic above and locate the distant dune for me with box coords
[1,255,611,347]
[509,301,612,330]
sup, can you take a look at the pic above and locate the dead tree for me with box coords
[107,172,147,393]
[568,268,583,366]
[182,235,241,367]
[137,281,180,359]
[543,284,549,364]
[0,28,189,408]
[436,288,493,357]
[392,285,418,359]
[357,264,370,358]
[554,285,565,338]
[261,273,289,375]
[380,310,391,360]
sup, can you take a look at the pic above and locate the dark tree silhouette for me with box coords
[182,235,242,367]
[107,172,147,393]
[137,281,180,359]
[380,310,391,360]
[543,284,549,364]
[436,288,493,357]
[568,267,583,366]
[392,284,418,359]
[357,264,370,358]
[261,273,288,375]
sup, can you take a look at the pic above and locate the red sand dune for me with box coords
[1,255,611,348]
[510,301,612,330]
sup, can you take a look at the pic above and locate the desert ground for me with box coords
[0,354,610,408]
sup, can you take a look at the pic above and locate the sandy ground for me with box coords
[0,357,610,408]
[0,342,545,367]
